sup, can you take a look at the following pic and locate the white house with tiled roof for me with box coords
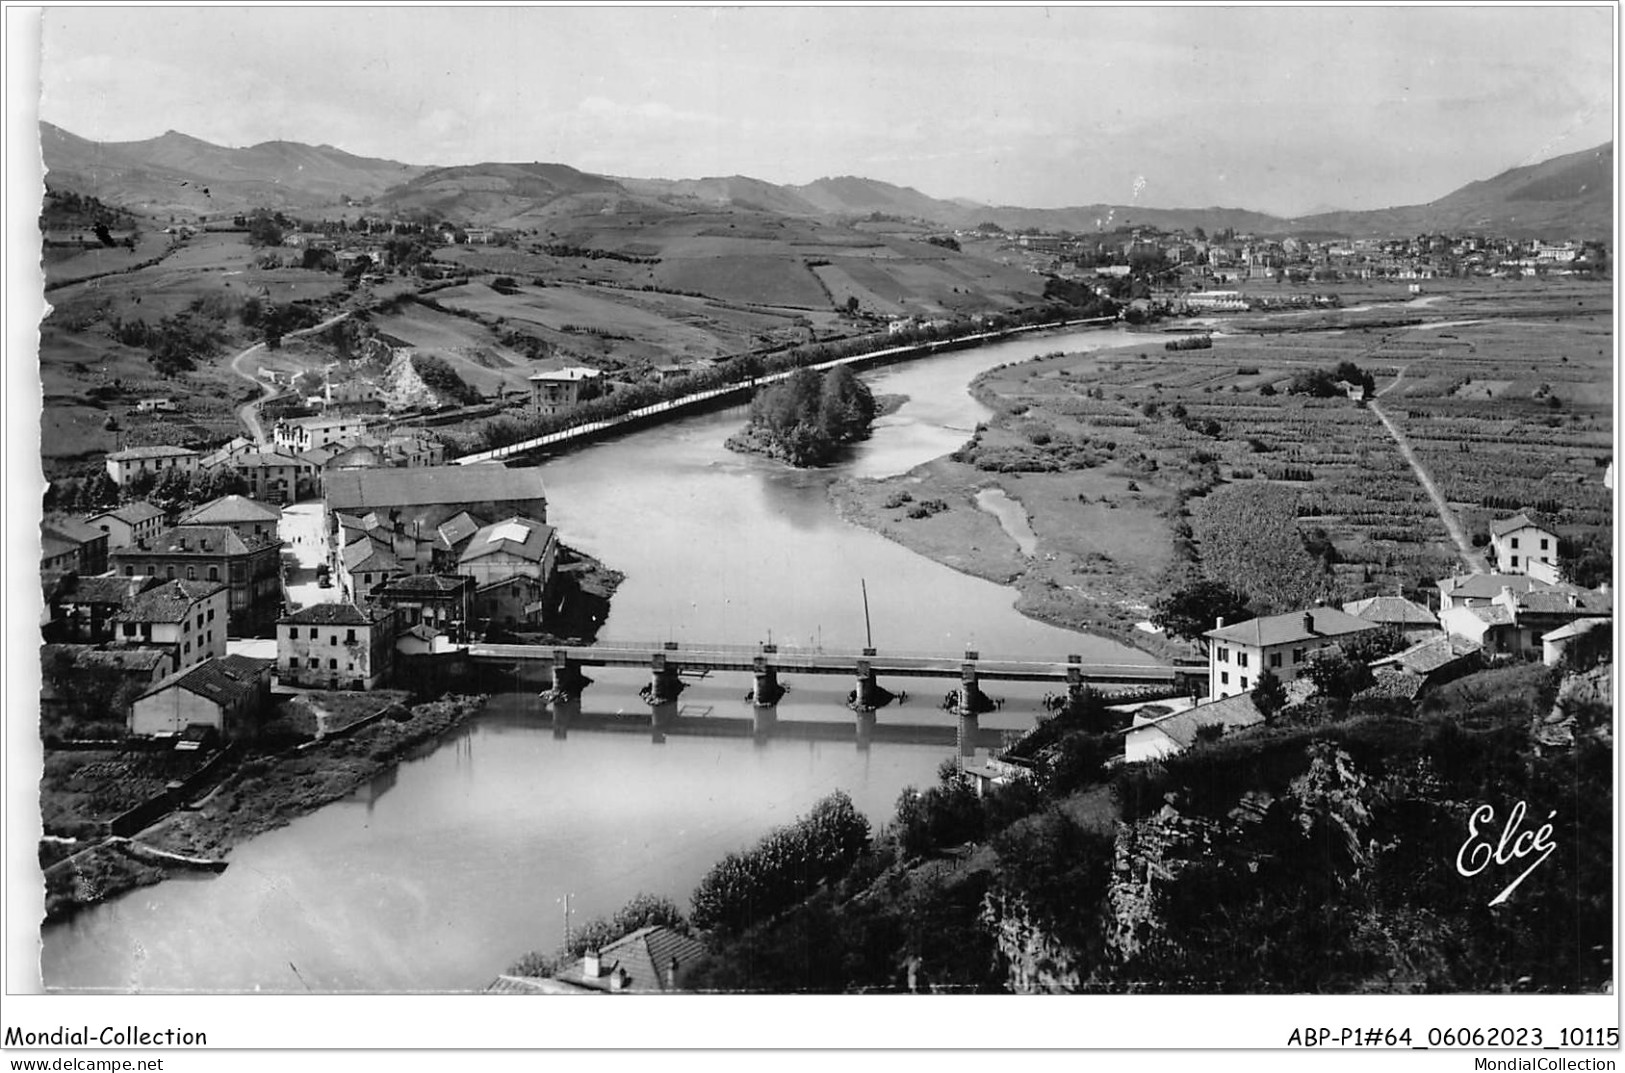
[1205,607,1382,699]
[1436,572,1555,612]
[1489,514,1560,583]
[179,495,282,542]
[105,445,199,485]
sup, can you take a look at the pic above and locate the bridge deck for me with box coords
[469,641,1196,685]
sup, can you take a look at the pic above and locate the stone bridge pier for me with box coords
[751,657,785,707]
[645,653,685,706]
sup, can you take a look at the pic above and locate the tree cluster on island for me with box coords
[727,365,878,467]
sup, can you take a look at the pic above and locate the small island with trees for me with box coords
[726,365,880,467]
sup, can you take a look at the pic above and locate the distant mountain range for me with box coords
[39,121,1611,239]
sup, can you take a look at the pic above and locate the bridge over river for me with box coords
[468,639,1204,752]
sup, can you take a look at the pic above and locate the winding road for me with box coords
[228,312,351,444]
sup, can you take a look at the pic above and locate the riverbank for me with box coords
[42,693,488,922]
[829,340,1198,664]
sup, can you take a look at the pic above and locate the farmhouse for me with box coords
[274,414,373,453]
[129,654,274,740]
[1205,607,1382,700]
[1489,514,1560,583]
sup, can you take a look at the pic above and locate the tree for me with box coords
[246,210,284,247]
[1302,649,1371,702]
[1252,667,1287,720]
[1151,581,1254,646]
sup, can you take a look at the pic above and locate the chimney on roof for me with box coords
[609,965,628,993]
[1215,616,1225,630]
[583,949,600,978]
[1302,611,1315,635]
[1568,592,1579,609]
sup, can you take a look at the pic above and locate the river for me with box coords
[39,326,1152,993]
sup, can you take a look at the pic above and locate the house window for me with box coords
[186,566,196,581]
[146,565,156,576]
[1217,646,1230,662]
[1510,555,1519,568]
[1238,652,1249,668]
[1540,538,1549,550]
[207,609,215,622]
[331,635,338,645]
[183,642,191,654]
[1240,677,1249,690]
[329,658,338,669]
[123,624,136,637]
[346,629,356,643]
[289,627,299,639]
[1292,647,1305,663]
[286,657,295,669]
[1220,672,1230,686]
[1510,537,1519,548]
[197,614,204,629]
[166,566,176,579]
[308,657,318,668]
[1269,652,1282,668]
[124,566,133,577]
[208,566,219,581]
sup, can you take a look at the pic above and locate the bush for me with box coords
[690,791,870,935]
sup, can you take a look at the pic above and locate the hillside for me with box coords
[1296,143,1612,239]
[38,122,1612,239]
[39,122,429,215]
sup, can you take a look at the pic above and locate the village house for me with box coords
[105,445,200,486]
[43,574,159,643]
[110,526,283,637]
[1340,595,1439,641]
[197,435,257,472]
[1364,634,1483,701]
[135,397,178,414]
[323,377,382,410]
[85,501,166,551]
[179,495,282,543]
[459,516,558,629]
[110,578,229,671]
[274,414,373,454]
[129,654,274,741]
[230,450,319,504]
[1436,572,1556,612]
[528,367,602,418]
[1439,581,1611,661]
[1541,618,1611,668]
[277,602,397,691]
[486,925,707,995]
[1205,607,1383,700]
[1489,513,1561,583]
[40,516,110,576]
[369,574,475,639]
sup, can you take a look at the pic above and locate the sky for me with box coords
[31,5,1621,218]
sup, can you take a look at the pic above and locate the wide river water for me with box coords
[40,326,1151,993]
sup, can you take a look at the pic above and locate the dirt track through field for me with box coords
[230,312,350,443]
[1366,398,1485,574]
